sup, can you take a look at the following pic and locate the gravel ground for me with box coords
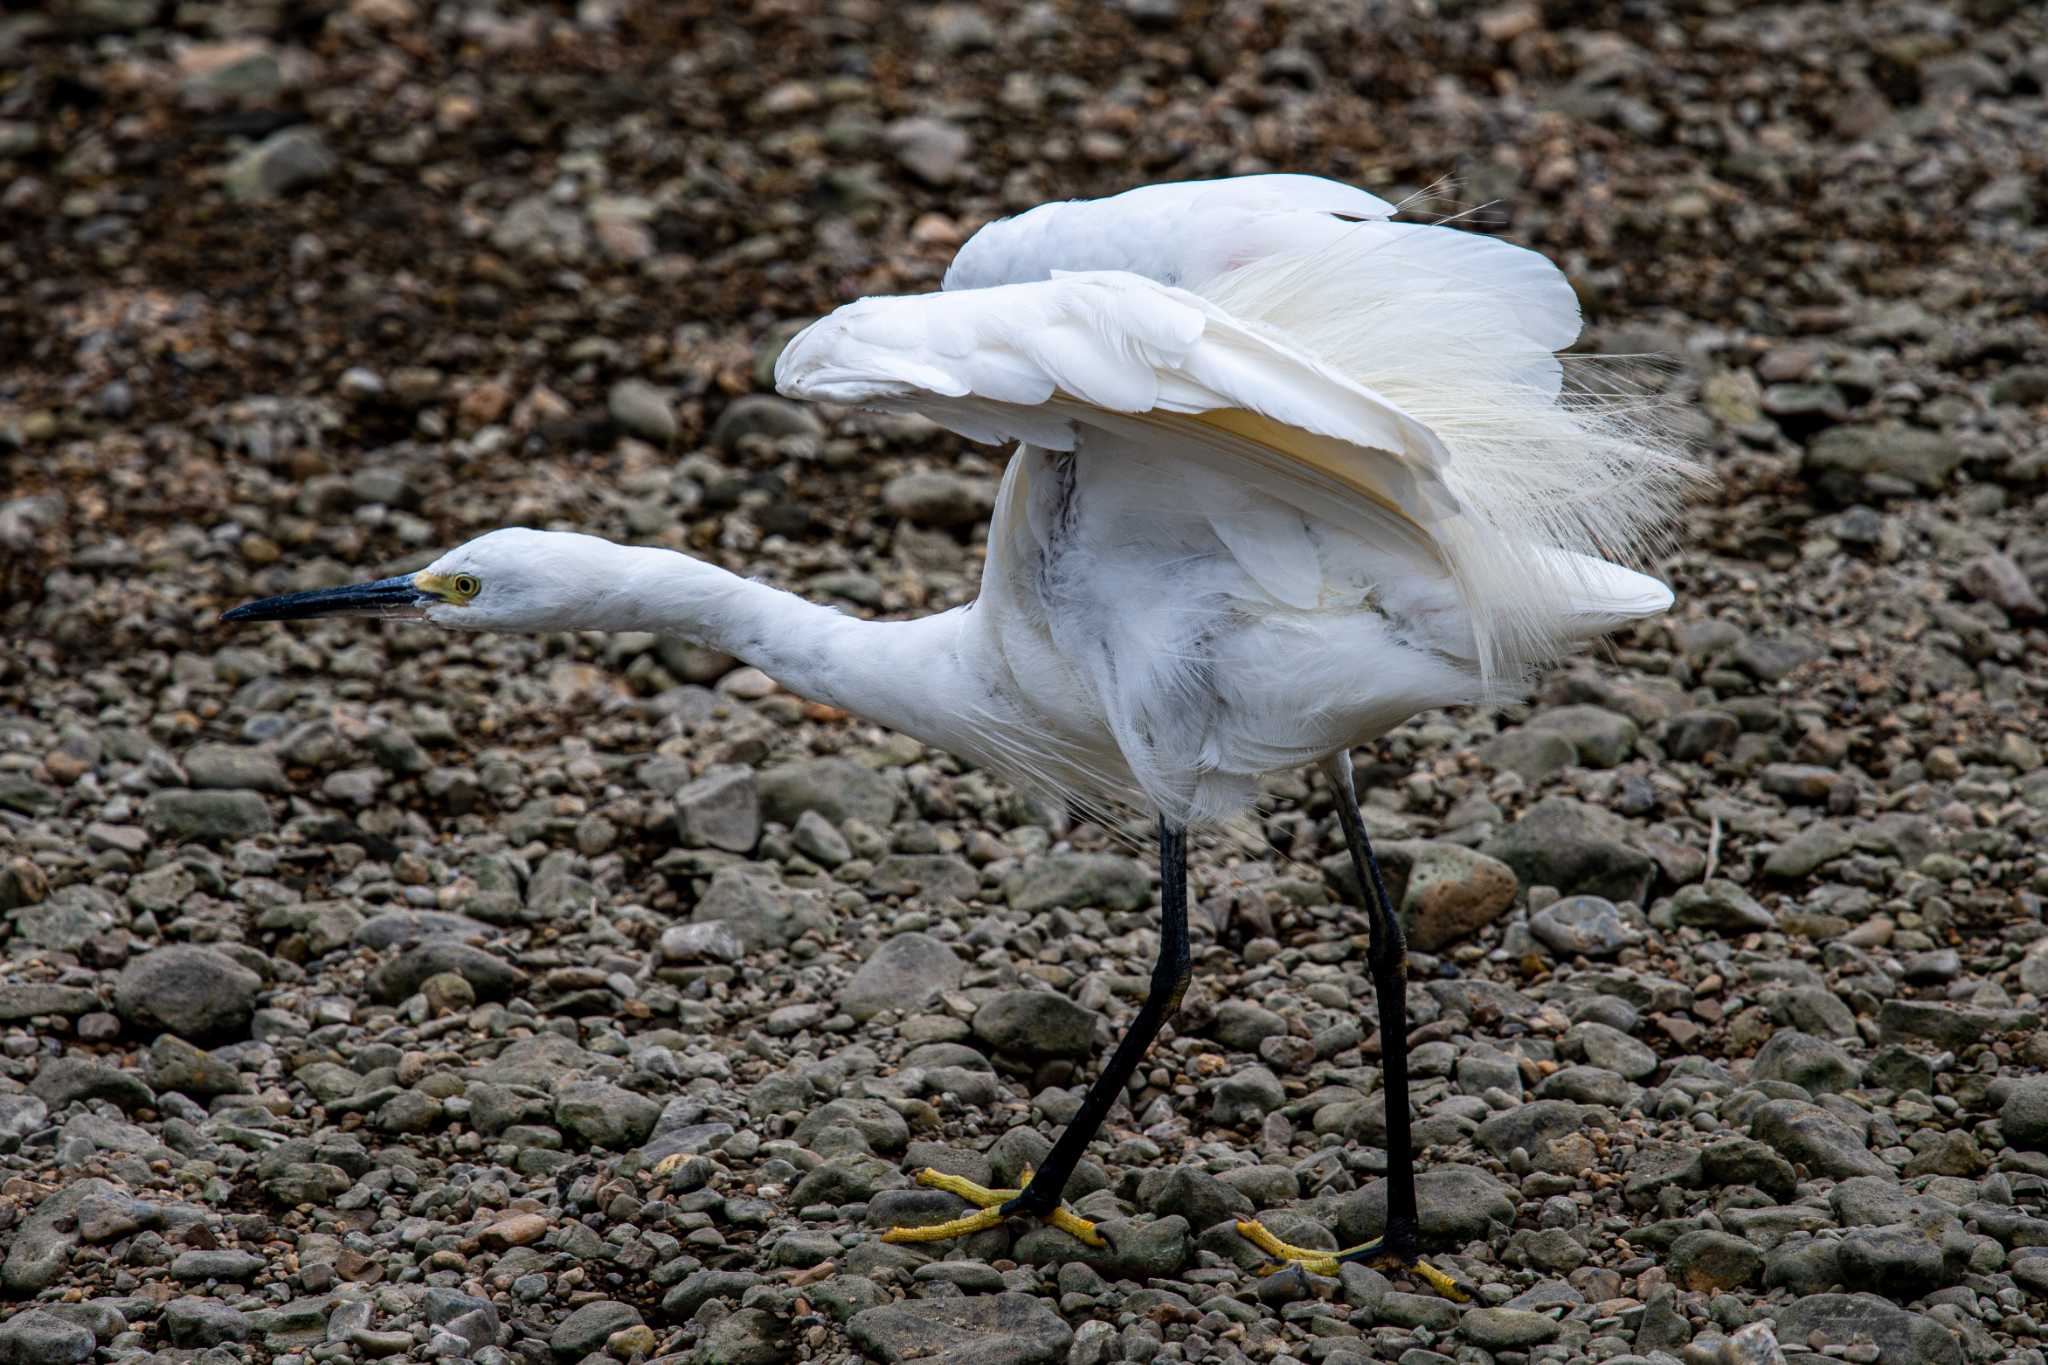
[4,1,2048,1364]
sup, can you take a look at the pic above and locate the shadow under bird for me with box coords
[225,173,1701,1297]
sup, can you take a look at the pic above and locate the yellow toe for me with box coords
[1234,1218,1470,1300]
[1404,1256,1472,1303]
[881,1204,1007,1244]
[912,1167,1021,1206]
[879,1166,1104,1248]
[1235,1219,1340,1276]
[1047,1206,1107,1248]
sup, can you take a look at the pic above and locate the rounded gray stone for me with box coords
[1528,896,1635,957]
[839,932,964,1022]
[848,1292,1070,1365]
[549,1301,641,1360]
[972,990,1099,1059]
[0,1309,95,1365]
[113,946,262,1039]
[1752,1029,1860,1095]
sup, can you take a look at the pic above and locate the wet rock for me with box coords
[113,945,262,1038]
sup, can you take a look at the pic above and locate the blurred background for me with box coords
[1,1,2046,1363]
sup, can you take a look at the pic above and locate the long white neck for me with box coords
[567,542,970,742]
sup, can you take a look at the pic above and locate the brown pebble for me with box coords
[478,1212,548,1250]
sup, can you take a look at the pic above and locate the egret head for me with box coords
[221,528,620,633]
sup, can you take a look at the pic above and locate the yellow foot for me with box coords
[1234,1219,1472,1302]
[882,1167,1106,1247]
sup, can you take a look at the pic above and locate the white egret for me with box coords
[225,174,1699,1298]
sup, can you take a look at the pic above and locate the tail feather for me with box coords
[1200,224,1704,673]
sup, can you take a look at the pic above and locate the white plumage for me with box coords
[775,173,1697,824]
[225,174,1702,1290]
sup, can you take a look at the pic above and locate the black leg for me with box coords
[1325,750,1419,1262]
[1006,817,1191,1217]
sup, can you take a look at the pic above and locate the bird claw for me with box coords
[1234,1218,1472,1302]
[881,1167,1106,1248]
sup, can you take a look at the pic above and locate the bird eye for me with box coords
[452,575,481,598]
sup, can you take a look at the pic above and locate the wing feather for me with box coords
[941,174,1399,294]
[776,270,1459,573]
[774,266,1682,680]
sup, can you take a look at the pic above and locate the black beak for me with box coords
[220,575,431,624]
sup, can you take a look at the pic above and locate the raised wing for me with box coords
[939,176,1580,387]
[778,268,1641,681]
[776,269,1460,571]
[942,174,1400,295]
